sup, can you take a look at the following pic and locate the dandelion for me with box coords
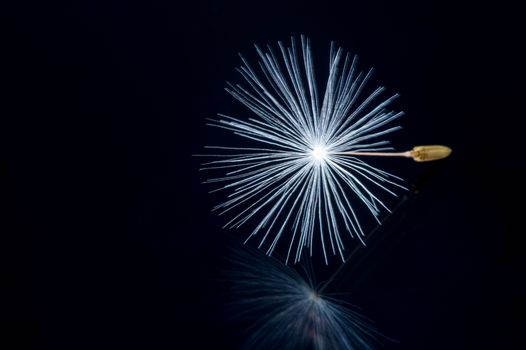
[199,36,450,263]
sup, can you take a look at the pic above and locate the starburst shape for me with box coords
[200,35,407,263]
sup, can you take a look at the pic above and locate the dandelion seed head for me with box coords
[201,35,407,263]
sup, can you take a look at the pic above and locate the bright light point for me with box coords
[311,145,327,162]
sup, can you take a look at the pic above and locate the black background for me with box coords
[4,0,524,349]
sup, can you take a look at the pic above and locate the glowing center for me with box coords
[308,291,321,301]
[311,146,327,162]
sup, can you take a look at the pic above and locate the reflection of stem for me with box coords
[337,145,452,162]
[318,193,412,295]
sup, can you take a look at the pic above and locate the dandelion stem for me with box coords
[339,145,452,162]
[339,151,412,158]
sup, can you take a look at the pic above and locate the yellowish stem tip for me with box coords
[409,145,452,162]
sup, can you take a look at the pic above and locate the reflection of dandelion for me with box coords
[227,247,382,350]
[200,35,407,263]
